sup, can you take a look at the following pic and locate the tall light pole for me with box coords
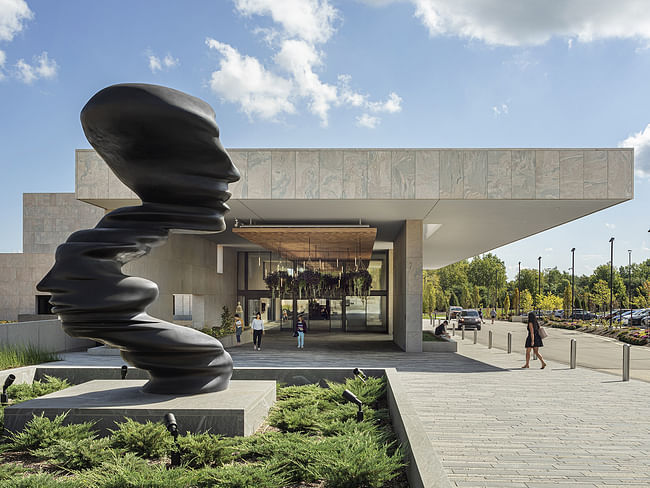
[628,249,632,320]
[609,237,614,328]
[571,248,575,319]
[495,268,498,312]
[518,261,521,315]
[538,256,542,314]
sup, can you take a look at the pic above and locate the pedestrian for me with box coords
[251,312,264,351]
[434,320,450,338]
[296,314,307,349]
[490,308,496,324]
[234,313,243,346]
[478,309,484,324]
[522,311,547,369]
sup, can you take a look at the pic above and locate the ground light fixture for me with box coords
[121,365,128,380]
[342,389,364,422]
[164,412,181,467]
[1,374,16,405]
[353,368,367,383]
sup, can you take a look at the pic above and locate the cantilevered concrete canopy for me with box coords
[76,148,634,269]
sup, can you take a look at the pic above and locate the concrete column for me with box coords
[393,220,423,352]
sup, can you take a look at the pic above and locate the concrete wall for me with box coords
[23,193,104,254]
[77,148,634,205]
[393,220,423,352]
[0,318,95,353]
[122,233,237,329]
[0,253,54,321]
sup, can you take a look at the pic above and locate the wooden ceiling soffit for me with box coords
[232,226,377,261]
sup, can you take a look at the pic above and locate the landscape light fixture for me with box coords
[342,389,364,422]
[2,374,16,405]
[164,413,181,467]
[353,368,367,383]
[121,365,128,380]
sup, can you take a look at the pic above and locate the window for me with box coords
[173,294,192,320]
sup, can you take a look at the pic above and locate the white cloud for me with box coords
[619,123,650,178]
[163,54,178,68]
[567,38,573,49]
[148,52,179,73]
[0,0,32,42]
[234,0,337,44]
[356,113,380,128]
[544,247,553,252]
[492,103,509,117]
[14,51,57,83]
[366,0,650,47]
[148,55,162,73]
[206,0,402,126]
[206,38,295,120]
[605,223,616,230]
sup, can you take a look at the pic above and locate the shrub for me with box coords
[0,345,60,370]
[195,462,288,488]
[7,376,71,403]
[176,432,233,468]
[8,413,97,452]
[309,431,404,488]
[2,472,78,488]
[0,463,27,481]
[323,376,386,407]
[108,418,172,459]
[32,436,118,471]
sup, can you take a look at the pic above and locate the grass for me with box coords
[0,376,407,487]
[0,345,60,370]
[422,331,446,341]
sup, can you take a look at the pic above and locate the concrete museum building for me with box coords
[0,147,634,352]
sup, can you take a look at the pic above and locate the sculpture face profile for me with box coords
[37,84,239,394]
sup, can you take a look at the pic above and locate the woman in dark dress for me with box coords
[522,312,547,369]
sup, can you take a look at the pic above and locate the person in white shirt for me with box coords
[251,312,264,351]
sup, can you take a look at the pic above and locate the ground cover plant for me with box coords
[0,345,60,370]
[543,319,650,346]
[0,375,407,487]
[422,331,446,341]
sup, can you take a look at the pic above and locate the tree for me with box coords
[468,253,507,290]
[591,280,610,311]
[471,285,480,309]
[513,288,520,314]
[518,268,540,298]
[563,286,572,317]
[635,280,650,308]
[538,292,563,311]
[520,289,533,312]
[503,294,510,316]
[460,284,472,308]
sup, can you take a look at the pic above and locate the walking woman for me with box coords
[522,312,547,369]
[296,314,307,349]
[251,312,264,351]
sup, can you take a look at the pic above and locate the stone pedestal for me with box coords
[4,380,275,437]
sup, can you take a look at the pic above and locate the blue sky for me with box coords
[1,0,650,278]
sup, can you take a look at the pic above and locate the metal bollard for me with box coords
[473,328,477,344]
[533,350,538,360]
[452,322,455,336]
[461,325,465,340]
[507,332,512,353]
[570,339,577,369]
[623,344,631,382]
[488,330,493,349]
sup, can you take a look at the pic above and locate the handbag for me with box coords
[293,330,298,337]
[538,325,548,339]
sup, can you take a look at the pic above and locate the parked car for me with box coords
[630,309,650,326]
[553,309,564,318]
[458,309,481,330]
[570,309,595,320]
[449,306,463,319]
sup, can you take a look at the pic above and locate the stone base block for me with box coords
[4,379,275,437]
[422,337,457,352]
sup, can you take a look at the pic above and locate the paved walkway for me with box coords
[430,319,650,382]
[54,329,650,487]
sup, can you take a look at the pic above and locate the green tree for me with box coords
[591,280,610,311]
[518,268,540,298]
[520,289,533,312]
[538,292,563,311]
[563,286,572,317]
[503,294,510,316]
[513,288,520,314]
[471,285,480,309]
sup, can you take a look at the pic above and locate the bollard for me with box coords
[507,332,512,353]
[488,330,493,349]
[473,328,477,344]
[570,339,577,369]
[461,325,465,340]
[623,344,631,382]
[533,350,538,360]
[452,321,455,336]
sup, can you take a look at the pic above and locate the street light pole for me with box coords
[495,268,498,313]
[518,261,521,316]
[609,237,614,328]
[538,256,542,314]
[628,250,632,325]
[571,248,575,319]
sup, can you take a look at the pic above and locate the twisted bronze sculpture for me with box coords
[37,84,239,394]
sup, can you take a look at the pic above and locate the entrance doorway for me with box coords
[296,298,343,332]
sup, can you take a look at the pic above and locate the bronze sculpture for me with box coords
[38,84,239,394]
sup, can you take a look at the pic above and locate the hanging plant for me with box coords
[264,272,280,299]
[264,268,372,299]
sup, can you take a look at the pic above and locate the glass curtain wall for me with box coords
[237,250,388,332]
